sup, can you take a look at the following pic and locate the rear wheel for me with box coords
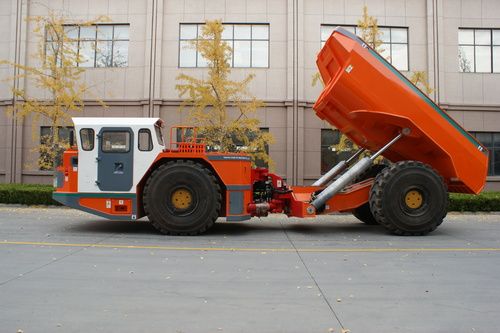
[143,160,221,235]
[352,164,388,225]
[369,161,448,236]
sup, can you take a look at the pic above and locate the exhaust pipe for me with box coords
[310,133,404,210]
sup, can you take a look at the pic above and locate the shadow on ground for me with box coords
[64,217,398,237]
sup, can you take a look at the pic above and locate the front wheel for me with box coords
[143,160,221,235]
[369,161,448,236]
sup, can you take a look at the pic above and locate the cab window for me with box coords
[80,128,94,151]
[138,129,153,151]
[101,131,130,153]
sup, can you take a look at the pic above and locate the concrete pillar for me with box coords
[6,0,28,183]
[144,0,162,117]
[286,0,304,185]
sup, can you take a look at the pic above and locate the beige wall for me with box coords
[1,0,500,189]
[0,1,13,101]
[160,0,288,102]
[0,106,9,183]
[441,0,500,106]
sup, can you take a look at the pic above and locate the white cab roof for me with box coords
[72,117,161,127]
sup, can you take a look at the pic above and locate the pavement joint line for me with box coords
[2,240,500,253]
[280,221,346,330]
[0,235,116,287]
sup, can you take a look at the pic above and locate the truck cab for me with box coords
[72,117,165,193]
[54,118,166,221]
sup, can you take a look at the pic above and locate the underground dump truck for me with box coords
[53,27,489,236]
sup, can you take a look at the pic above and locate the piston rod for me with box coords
[370,133,403,161]
[310,133,404,210]
[312,148,366,186]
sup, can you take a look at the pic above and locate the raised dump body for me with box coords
[314,27,488,194]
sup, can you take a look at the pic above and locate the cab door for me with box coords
[97,127,134,191]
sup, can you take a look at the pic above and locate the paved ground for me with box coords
[1,207,500,333]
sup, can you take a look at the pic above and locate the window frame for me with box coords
[40,126,75,144]
[249,127,269,169]
[320,24,410,71]
[178,23,270,69]
[230,127,269,168]
[45,23,130,68]
[470,131,500,176]
[320,128,340,175]
[257,127,270,169]
[39,126,75,170]
[458,28,500,73]
[79,128,95,151]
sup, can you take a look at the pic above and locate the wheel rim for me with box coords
[171,188,193,210]
[166,185,198,216]
[399,186,429,218]
[404,189,423,209]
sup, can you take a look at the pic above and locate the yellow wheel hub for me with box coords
[171,189,192,209]
[405,190,423,209]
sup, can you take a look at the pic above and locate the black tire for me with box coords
[369,161,448,236]
[143,160,221,235]
[352,203,379,225]
[352,164,388,225]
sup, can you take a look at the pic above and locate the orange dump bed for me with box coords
[314,27,488,194]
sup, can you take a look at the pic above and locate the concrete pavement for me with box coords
[1,206,499,333]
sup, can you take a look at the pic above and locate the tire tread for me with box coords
[369,161,448,236]
[143,160,221,236]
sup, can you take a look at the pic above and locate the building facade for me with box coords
[1,0,499,189]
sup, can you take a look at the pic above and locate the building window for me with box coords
[252,128,269,169]
[471,132,500,176]
[231,128,269,168]
[179,23,269,68]
[321,25,409,71]
[321,129,353,175]
[39,126,75,170]
[46,24,129,68]
[458,28,500,73]
[178,127,269,167]
[40,126,74,141]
